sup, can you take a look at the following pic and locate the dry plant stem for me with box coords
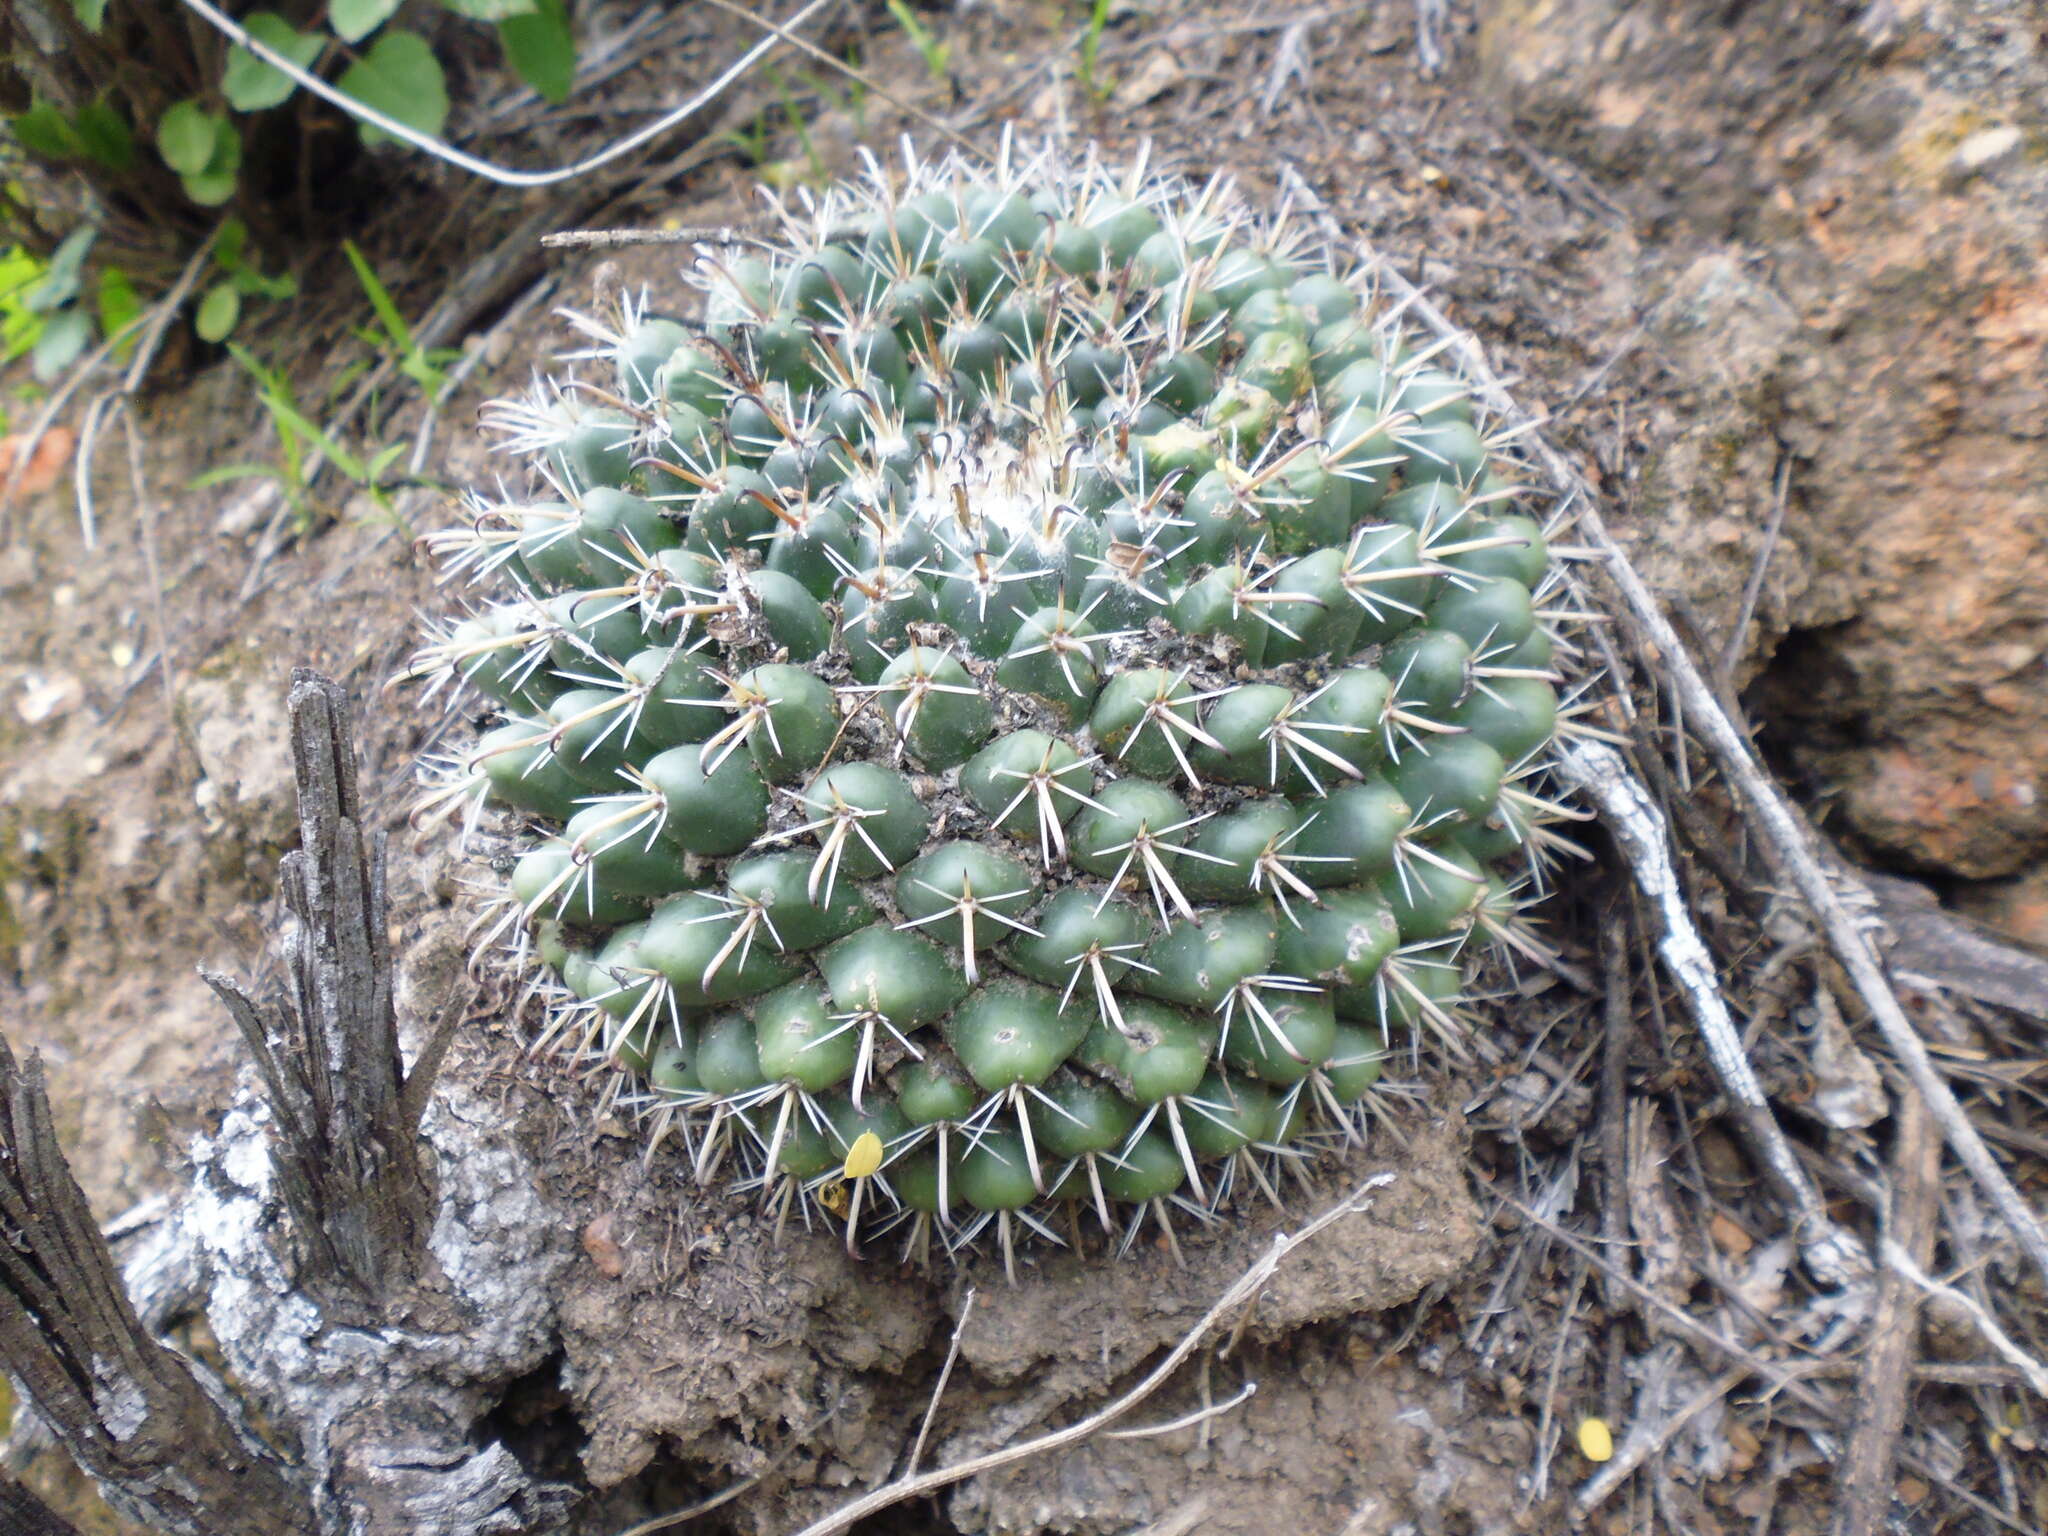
[171,0,838,188]
[1574,1366,1745,1515]
[1860,872,2048,1023]
[201,672,433,1293]
[1882,1243,2048,1399]
[1518,1186,2043,1536]
[698,0,973,149]
[1101,1381,1258,1440]
[0,1471,84,1536]
[1574,492,2048,1285]
[1559,740,1864,1285]
[1597,912,1631,1315]
[541,227,766,249]
[907,1287,976,1479]
[0,1029,317,1536]
[1832,1089,1940,1536]
[177,669,573,1532]
[1502,1194,1837,1414]
[77,221,224,544]
[774,1173,1395,1536]
[1280,168,2048,1292]
[1720,454,1791,683]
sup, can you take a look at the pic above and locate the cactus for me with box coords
[409,140,1604,1279]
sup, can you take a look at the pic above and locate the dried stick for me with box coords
[1559,741,1864,1285]
[778,1173,1395,1536]
[1860,871,2048,1023]
[1574,1367,1746,1515]
[0,1470,83,1536]
[0,1029,316,1536]
[1881,1245,2048,1399]
[1719,453,1791,683]
[1832,1089,1940,1536]
[907,1287,976,1478]
[200,671,436,1296]
[1596,913,1631,1314]
[698,0,972,149]
[541,226,764,249]
[1279,160,2048,1290]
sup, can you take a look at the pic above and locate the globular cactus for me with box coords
[409,140,1604,1279]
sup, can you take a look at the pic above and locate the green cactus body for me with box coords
[412,141,1598,1278]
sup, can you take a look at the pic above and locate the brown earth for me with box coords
[4,0,2047,1532]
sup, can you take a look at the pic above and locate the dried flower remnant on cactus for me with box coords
[407,139,1609,1280]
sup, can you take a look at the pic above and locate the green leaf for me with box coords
[366,441,408,481]
[188,464,274,489]
[10,103,85,160]
[499,0,574,104]
[157,100,222,176]
[31,306,89,382]
[71,101,134,170]
[439,0,536,15]
[329,0,400,43]
[182,169,239,206]
[27,226,95,313]
[342,239,412,350]
[43,224,95,283]
[196,282,242,342]
[213,217,248,271]
[68,0,108,31]
[225,14,324,113]
[337,30,450,147]
[232,266,298,301]
[97,265,141,350]
[180,121,243,205]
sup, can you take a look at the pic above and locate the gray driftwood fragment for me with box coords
[0,1028,316,1536]
[0,1469,85,1536]
[169,670,575,1534]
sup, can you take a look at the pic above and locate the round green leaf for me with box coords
[30,307,89,383]
[499,1,576,106]
[338,30,451,146]
[440,0,539,16]
[329,0,401,43]
[195,282,242,344]
[156,100,221,177]
[181,170,239,207]
[225,15,324,113]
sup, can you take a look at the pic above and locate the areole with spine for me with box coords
[408,138,1608,1280]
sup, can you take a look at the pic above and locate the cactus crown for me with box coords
[411,139,1601,1278]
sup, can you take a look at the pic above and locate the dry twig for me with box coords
[1832,1090,1941,1536]
[907,1287,977,1478]
[1560,741,1865,1285]
[757,1173,1396,1536]
[1574,1367,1746,1515]
[0,1472,83,1536]
[0,1031,315,1534]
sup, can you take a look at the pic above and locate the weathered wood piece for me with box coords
[179,670,574,1535]
[0,1027,316,1536]
[0,1467,85,1536]
[200,669,435,1301]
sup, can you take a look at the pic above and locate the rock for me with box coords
[1947,124,2023,186]
[1478,0,2048,885]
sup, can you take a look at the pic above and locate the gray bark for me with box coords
[0,1028,316,1536]
[180,671,577,1534]
[0,1469,84,1536]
